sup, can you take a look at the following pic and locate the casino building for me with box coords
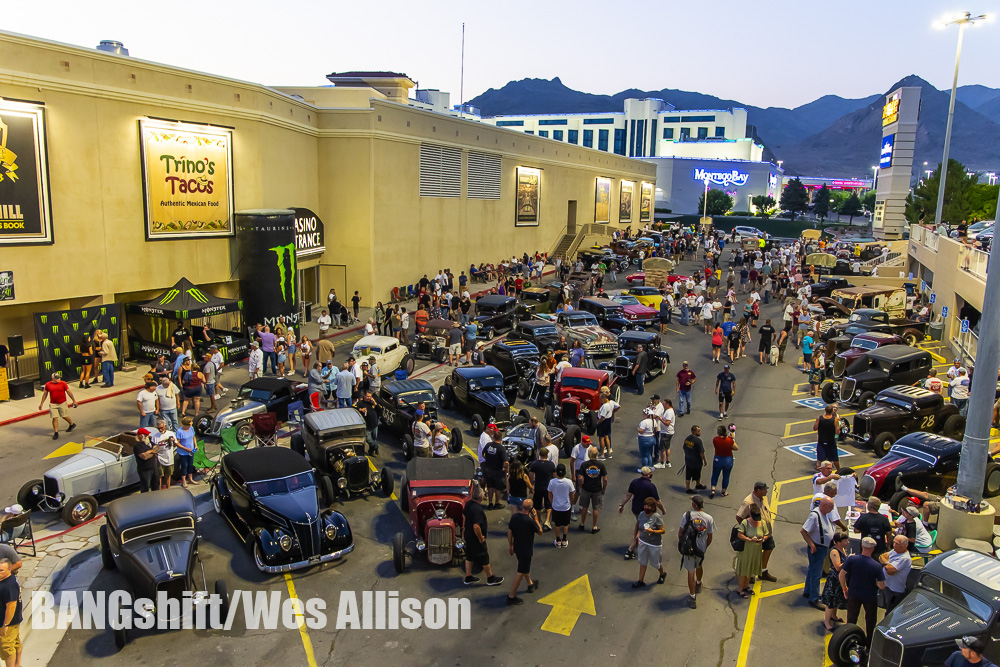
[0,31,655,379]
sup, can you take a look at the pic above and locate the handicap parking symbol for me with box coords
[793,397,827,410]
[784,443,854,460]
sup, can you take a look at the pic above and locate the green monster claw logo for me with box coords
[63,335,70,344]
[62,313,69,320]
[52,325,58,334]
[45,361,51,370]
[54,348,61,357]
[75,345,80,353]
[72,322,79,331]
[269,242,297,305]
[42,338,48,348]
[160,289,180,305]
[186,288,209,304]
[81,310,88,318]
[40,315,48,324]
[111,316,117,325]
[100,307,107,315]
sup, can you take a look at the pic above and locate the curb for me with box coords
[0,384,145,428]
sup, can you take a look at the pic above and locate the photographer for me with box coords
[150,419,177,490]
[133,428,160,493]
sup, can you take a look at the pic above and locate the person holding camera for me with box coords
[506,499,543,605]
[133,428,160,493]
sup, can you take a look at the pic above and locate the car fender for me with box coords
[253,527,282,559]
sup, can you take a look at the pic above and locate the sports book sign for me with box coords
[139,119,234,240]
[0,100,54,245]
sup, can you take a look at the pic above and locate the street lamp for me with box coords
[932,11,989,228]
[871,165,878,191]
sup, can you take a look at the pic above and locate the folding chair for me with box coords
[251,412,279,447]
[391,287,401,304]
[407,284,416,300]
[0,510,36,557]
[220,426,245,453]
[286,400,304,427]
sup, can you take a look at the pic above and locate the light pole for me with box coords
[932,11,988,229]
[702,178,710,221]
[871,165,878,192]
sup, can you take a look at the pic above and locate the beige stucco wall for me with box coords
[0,31,654,349]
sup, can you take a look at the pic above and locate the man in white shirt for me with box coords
[151,419,177,490]
[946,359,966,381]
[155,377,181,431]
[596,393,620,460]
[247,341,263,379]
[547,464,576,548]
[316,310,332,338]
[477,423,498,463]
[209,344,227,397]
[657,397,676,469]
[879,535,912,611]
[136,381,159,429]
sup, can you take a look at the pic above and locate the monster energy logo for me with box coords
[269,242,297,305]
[52,325,58,334]
[160,289,180,305]
[54,348,61,357]
[111,316,117,325]
[81,310,88,318]
[187,288,209,304]
[62,313,69,321]
[41,315,48,324]
[101,307,107,315]
[63,335,70,344]
[43,338,48,348]
[45,361,51,370]
[72,322,79,331]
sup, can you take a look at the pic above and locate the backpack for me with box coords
[678,511,705,559]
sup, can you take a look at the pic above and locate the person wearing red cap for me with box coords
[133,428,160,493]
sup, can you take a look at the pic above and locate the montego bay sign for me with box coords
[692,168,749,187]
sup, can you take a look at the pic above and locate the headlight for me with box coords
[434,508,446,520]
[325,524,338,540]
[454,539,465,550]
[337,478,348,489]
[278,532,293,551]
[416,540,427,551]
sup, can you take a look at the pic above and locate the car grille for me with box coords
[346,458,370,491]
[290,517,321,559]
[841,378,857,400]
[833,356,847,378]
[561,401,580,421]
[44,476,59,498]
[614,358,631,374]
[869,630,902,667]
[588,342,616,354]
[427,526,453,565]
[495,406,511,424]
[157,576,187,604]
[853,416,868,439]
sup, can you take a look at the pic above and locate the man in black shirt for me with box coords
[528,450,557,530]
[506,499,543,605]
[632,345,649,396]
[757,319,776,365]
[854,497,892,557]
[463,486,504,587]
[133,428,160,493]
[0,557,22,667]
[682,425,707,493]
[715,366,737,419]
[355,390,380,455]
[351,291,361,323]
[481,431,510,510]
[577,448,608,533]
[171,320,193,351]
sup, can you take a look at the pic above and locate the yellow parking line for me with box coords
[665,327,687,336]
[758,583,803,599]
[791,382,811,397]
[776,494,814,507]
[783,414,855,438]
[367,458,398,501]
[922,347,947,363]
[283,574,318,667]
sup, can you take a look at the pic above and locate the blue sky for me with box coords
[5,0,998,109]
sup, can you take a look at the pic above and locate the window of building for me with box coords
[682,115,716,122]
[496,120,524,127]
[614,129,626,155]
[650,119,657,156]
[598,129,609,152]
[635,121,645,157]
[538,119,568,126]
[715,126,726,138]
[419,143,462,198]
[568,129,578,144]
[629,120,636,156]
[583,118,615,125]
[680,127,691,140]
[697,127,708,139]
[663,128,674,139]
[662,117,680,123]
[525,130,534,135]
[553,130,563,141]
[583,129,594,147]
[538,130,548,138]
[466,151,502,200]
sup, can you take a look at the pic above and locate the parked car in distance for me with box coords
[294,409,394,501]
[545,367,619,453]
[438,365,530,435]
[394,457,477,573]
[411,319,455,363]
[483,339,541,403]
[602,330,670,385]
[857,432,1000,506]
[847,385,966,456]
[823,308,926,346]
[505,319,562,354]
[732,225,768,241]
[547,311,618,358]
[830,286,909,320]
[519,286,557,314]
[828,550,1000,667]
[99,488,230,650]
[821,345,933,408]
[197,377,308,444]
[18,431,142,526]
[211,447,354,573]
[353,334,415,378]
[625,271,689,286]
[609,294,659,328]
[808,277,854,300]
[624,286,664,309]
[501,423,565,463]
[829,331,904,378]
[577,297,635,333]
[474,294,522,340]
[371,379,463,460]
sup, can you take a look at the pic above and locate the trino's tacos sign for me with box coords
[139,119,234,240]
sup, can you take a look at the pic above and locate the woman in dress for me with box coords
[736,317,751,359]
[299,337,312,372]
[286,329,297,376]
[79,332,94,388]
[735,506,766,598]
[711,324,724,364]
[821,532,850,630]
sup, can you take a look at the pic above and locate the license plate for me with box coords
[308,554,322,564]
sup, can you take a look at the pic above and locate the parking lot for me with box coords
[7,259,992,666]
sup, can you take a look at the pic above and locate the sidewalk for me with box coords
[0,368,149,427]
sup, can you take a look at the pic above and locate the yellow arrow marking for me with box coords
[44,441,85,459]
[537,574,596,636]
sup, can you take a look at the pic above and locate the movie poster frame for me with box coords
[594,177,611,224]
[0,99,54,246]
[515,166,540,227]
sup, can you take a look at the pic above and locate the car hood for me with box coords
[471,389,509,408]
[857,402,905,420]
[45,448,119,478]
[123,533,196,580]
[622,304,657,316]
[878,588,988,646]
[215,400,266,423]
[257,488,320,523]
[560,388,596,404]
[567,326,615,344]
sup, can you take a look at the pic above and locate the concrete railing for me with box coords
[959,245,990,281]
[910,225,940,252]
[861,251,904,269]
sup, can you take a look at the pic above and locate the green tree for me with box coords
[698,188,734,216]
[904,159,978,225]
[813,184,830,221]
[966,183,999,221]
[840,192,863,223]
[779,178,809,220]
[862,190,876,212]
[751,195,776,217]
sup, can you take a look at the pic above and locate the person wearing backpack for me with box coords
[677,495,715,608]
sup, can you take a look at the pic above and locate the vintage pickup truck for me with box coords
[823,308,926,346]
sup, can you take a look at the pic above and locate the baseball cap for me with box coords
[651,394,661,400]
[209,344,218,350]
[682,360,689,366]
[3,504,24,515]
[861,537,877,549]
[137,428,152,436]
[640,466,653,476]
[414,409,424,417]
[956,636,986,653]
[486,423,500,432]
[555,463,567,475]
[581,435,591,444]
[753,481,768,491]
[724,364,730,369]
[250,341,259,347]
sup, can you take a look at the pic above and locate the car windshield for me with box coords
[239,387,273,402]
[566,314,599,326]
[613,296,641,306]
[918,574,993,622]
[121,516,195,544]
[247,471,315,497]
[354,345,382,356]
[851,339,879,351]
[398,389,436,406]
[848,313,868,322]
[522,292,548,302]
[532,325,558,335]
[468,375,503,390]
[477,304,498,315]
[876,397,913,410]
[561,375,600,390]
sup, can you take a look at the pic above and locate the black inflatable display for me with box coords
[235,209,300,331]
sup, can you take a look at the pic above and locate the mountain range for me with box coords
[467,77,1000,177]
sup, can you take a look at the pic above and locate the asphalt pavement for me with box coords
[6,254,924,667]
